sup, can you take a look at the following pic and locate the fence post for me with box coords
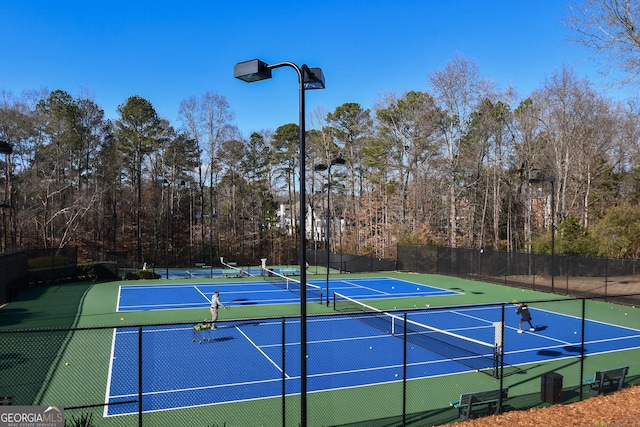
[402,312,407,425]
[579,299,586,401]
[605,259,609,301]
[281,318,286,427]
[565,256,569,295]
[138,326,143,427]
[532,252,536,290]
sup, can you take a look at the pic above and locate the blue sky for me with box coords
[0,1,620,136]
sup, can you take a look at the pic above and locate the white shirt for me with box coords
[210,294,224,309]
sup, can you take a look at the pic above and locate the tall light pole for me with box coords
[160,179,186,279]
[529,176,555,293]
[234,58,325,426]
[161,178,171,279]
[314,157,346,306]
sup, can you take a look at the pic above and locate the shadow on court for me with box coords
[232,298,258,306]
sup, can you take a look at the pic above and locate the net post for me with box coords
[492,321,502,378]
[402,311,408,425]
[498,304,506,398]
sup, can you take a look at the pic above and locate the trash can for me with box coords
[541,372,563,404]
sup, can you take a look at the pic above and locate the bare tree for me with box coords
[178,92,236,262]
[531,65,617,230]
[374,90,440,243]
[429,54,495,248]
[566,0,640,86]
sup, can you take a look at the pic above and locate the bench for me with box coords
[222,268,240,278]
[583,366,628,395]
[279,268,298,276]
[450,388,508,420]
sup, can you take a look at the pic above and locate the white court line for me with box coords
[103,328,118,418]
[105,323,291,415]
[439,305,640,354]
[102,316,499,417]
[236,325,291,378]
[504,334,640,357]
[333,277,462,295]
[119,302,212,311]
[193,285,211,303]
[341,280,390,295]
[117,286,302,311]
[116,286,123,311]
[109,376,285,400]
[107,328,459,401]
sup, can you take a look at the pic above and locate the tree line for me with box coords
[1,54,640,267]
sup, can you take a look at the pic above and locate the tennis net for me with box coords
[333,292,499,375]
[263,267,323,304]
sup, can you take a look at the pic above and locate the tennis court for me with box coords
[116,276,459,311]
[104,301,640,416]
[163,266,265,279]
[4,271,640,426]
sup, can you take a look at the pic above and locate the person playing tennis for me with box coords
[516,302,535,333]
[209,291,227,329]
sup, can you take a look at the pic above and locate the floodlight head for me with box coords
[303,67,325,90]
[314,164,328,172]
[529,175,554,184]
[331,157,346,166]
[0,140,12,155]
[234,59,272,82]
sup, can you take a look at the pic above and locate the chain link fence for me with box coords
[2,297,638,426]
[397,245,640,306]
[0,250,27,305]
[307,249,397,274]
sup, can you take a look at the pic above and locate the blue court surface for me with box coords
[104,304,640,416]
[116,277,459,312]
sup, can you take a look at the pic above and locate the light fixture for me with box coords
[314,157,346,306]
[0,141,12,155]
[235,58,325,426]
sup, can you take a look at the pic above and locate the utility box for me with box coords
[541,372,563,404]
